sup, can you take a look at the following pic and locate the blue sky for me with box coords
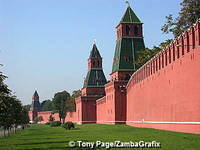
[0,0,182,105]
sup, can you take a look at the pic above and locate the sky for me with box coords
[0,0,182,105]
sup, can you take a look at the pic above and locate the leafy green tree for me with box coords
[0,67,29,136]
[0,70,11,97]
[159,39,173,49]
[34,116,43,124]
[134,39,173,68]
[12,97,23,126]
[0,96,23,135]
[52,91,70,123]
[161,0,200,37]
[48,114,55,122]
[41,99,54,111]
[135,47,161,68]
[20,107,30,125]
[23,104,31,112]
[69,90,81,112]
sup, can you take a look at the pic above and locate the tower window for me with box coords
[126,25,130,35]
[97,60,100,67]
[124,56,130,62]
[93,61,95,66]
[134,25,139,36]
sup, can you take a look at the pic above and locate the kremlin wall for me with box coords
[29,6,200,134]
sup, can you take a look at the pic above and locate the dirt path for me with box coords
[0,128,22,137]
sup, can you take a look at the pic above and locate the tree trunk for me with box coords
[62,117,65,123]
[3,129,5,137]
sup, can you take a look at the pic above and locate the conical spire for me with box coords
[84,43,107,88]
[31,90,41,112]
[112,5,145,74]
[33,90,39,98]
[89,44,102,58]
[120,6,141,24]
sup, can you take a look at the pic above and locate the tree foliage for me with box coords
[48,114,55,122]
[0,67,29,136]
[161,0,200,37]
[20,107,30,124]
[135,39,173,68]
[52,91,70,123]
[34,116,43,123]
[69,90,81,112]
[41,99,54,111]
[0,71,11,97]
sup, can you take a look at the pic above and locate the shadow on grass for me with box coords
[16,140,68,146]
[18,147,65,150]
[18,147,107,150]
[64,128,80,131]
[15,137,61,141]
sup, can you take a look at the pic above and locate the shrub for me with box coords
[62,122,75,130]
[45,122,50,125]
[48,115,55,122]
[50,121,61,127]
[34,116,43,124]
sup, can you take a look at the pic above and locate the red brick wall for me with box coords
[34,111,78,124]
[126,22,200,134]
[96,81,127,125]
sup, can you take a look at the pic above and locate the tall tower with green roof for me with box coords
[29,90,41,123]
[81,43,107,96]
[111,5,145,81]
[76,43,107,124]
[83,43,107,88]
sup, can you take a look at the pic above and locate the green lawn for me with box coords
[0,124,199,150]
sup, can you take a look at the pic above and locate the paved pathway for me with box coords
[0,128,22,137]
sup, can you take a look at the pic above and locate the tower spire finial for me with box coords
[93,39,96,45]
[125,0,130,7]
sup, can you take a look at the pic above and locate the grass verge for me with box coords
[0,124,199,150]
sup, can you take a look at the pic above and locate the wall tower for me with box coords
[111,5,145,81]
[100,5,145,124]
[75,43,107,124]
[29,90,41,122]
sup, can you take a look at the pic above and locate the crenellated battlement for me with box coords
[127,20,200,88]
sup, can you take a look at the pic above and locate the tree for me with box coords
[23,104,31,112]
[52,91,70,123]
[69,90,81,112]
[159,39,173,50]
[48,114,55,122]
[0,67,29,136]
[11,97,23,126]
[0,69,13,136]
[41,99,54,111]
[20,107,30,125]
[161,0,200,37]
[135,47,161,68]
[0,96,23,135]
[34,116,43,124]
[134,39,173,68]
[0,70,11,97]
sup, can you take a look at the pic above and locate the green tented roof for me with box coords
[83,69,107,88]
[89,44,102,58]
[120,6,141,24]
[112,38,145,73]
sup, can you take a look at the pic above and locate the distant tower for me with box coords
[29,90,41,122]
[82,43,107,95]
[75,43,107,124]
[111,5,145,81]
[30,90,41,112]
